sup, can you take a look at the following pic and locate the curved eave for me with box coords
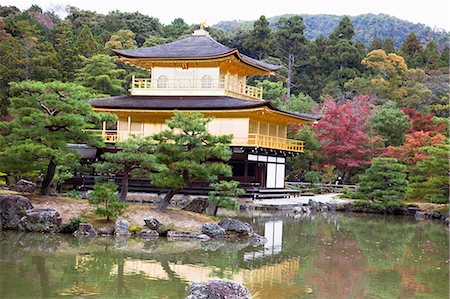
[114,49,281,73]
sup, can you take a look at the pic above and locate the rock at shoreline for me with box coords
[97,227,115,235]
[167,231,211,241]
[19,208,62,233]
[114,219,131,236]
[139,229,159,239]
[11,179,37,193]
[0,194,34,230]
[144,216,162,231]
[250,233,267,245]
[201,223,226,239]
[182,197,209,214]
[74,223,97,237]
[186,279,251,299]
[218,218,253,237]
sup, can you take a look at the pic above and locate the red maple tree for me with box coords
[314,95,380,181]
[383,131,446,167]
[401,107,446,134]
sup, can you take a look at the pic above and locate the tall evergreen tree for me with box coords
[243,15,271,60]
[369,37,383,51]
[329,16,354,40]
[163,18,190,40]
[383,38,396,53]
[422,40,441,69]
[53,21,79,81]
[75,25,101,58]
[401,32,423,68]
[371,101,412,146]
[75,54,125,96]
[274,15,307,101]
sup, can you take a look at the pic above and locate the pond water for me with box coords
[0,213,448,299]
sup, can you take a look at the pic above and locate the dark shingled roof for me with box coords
[88,96,321,121]
[113,35,281,72]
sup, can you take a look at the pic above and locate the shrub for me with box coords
[60,217,86,234]
[66,190,82,199]
[88,182,127,222]
[129,225,144,234]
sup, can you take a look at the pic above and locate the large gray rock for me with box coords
[144,216,162,231]
[11,179,37,193]
[167,231,210,241]
[201,223,226,239]
[0,194,33,230]
[182,197,209,214]
[114,219,131,236]
[218,218,253,237]
[74,223,97,237]
[250,233,267,245]
[97,226,115,236]
[18,208,62,233]
[186,279,251,299]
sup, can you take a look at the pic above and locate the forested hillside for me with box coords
[0,4,448,203]
[215,13,450,48]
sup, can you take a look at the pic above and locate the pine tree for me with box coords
[369,37,383,51]
[88,182,127,221]
[208,180,245,216]
[95,136,156,202]
[357,158,408,202]
[383,38,396,53]
[406,142,449,203]
[75,25,101,58]
[274,15,307,101]
[243,15,272,60]
[401,32,423,68]
[329,16,355,40]
[0,81,111,195]
[75,54,125,96]
[53,21,79,81]
[422,40,441,69]
[371,101,412,146]
[149,112,234,211]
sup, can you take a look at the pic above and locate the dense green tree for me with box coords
[406,142,449,203]
[0,81,111,195]
[52,21,79,81]
[440,45,449,67]
[75,25,101,58]
[401,32,423,68]
[286,125,321,180]
[243,15,271,60]
[143,35,169,47]
[105,29,137,51]
[274,93,317,113]
[75,54,125,96]
[118,11,162,46]
[88,182,127,221]
[357,157,408,202]
[369,37,383,51]
[149,112,234,211]
[95,136,156,202]
[329,16,354,40]
[383,38,396,53]
[422,40,440,69]
[163,18,190,40]
[273,15,307,101]
[371,101,412,146]
[30,41,60,81]
[255,80,286,101]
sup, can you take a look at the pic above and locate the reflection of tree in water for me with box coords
[339,215,449,299]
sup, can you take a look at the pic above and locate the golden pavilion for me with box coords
[88,26,319,192]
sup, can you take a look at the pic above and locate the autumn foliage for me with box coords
[314,96,380,180]
[401,107,446,134]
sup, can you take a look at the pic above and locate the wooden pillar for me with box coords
[102,121,106,134]
[127,116,131,139]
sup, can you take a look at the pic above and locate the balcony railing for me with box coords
[90,130,304,153]
[131,76,263,100]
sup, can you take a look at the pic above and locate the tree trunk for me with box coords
[158,189,177,211]
[119,170,129,203]
[287,53,293,102]
[40,158,57,195]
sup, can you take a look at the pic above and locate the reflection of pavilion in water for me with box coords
[79,220,307,298]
